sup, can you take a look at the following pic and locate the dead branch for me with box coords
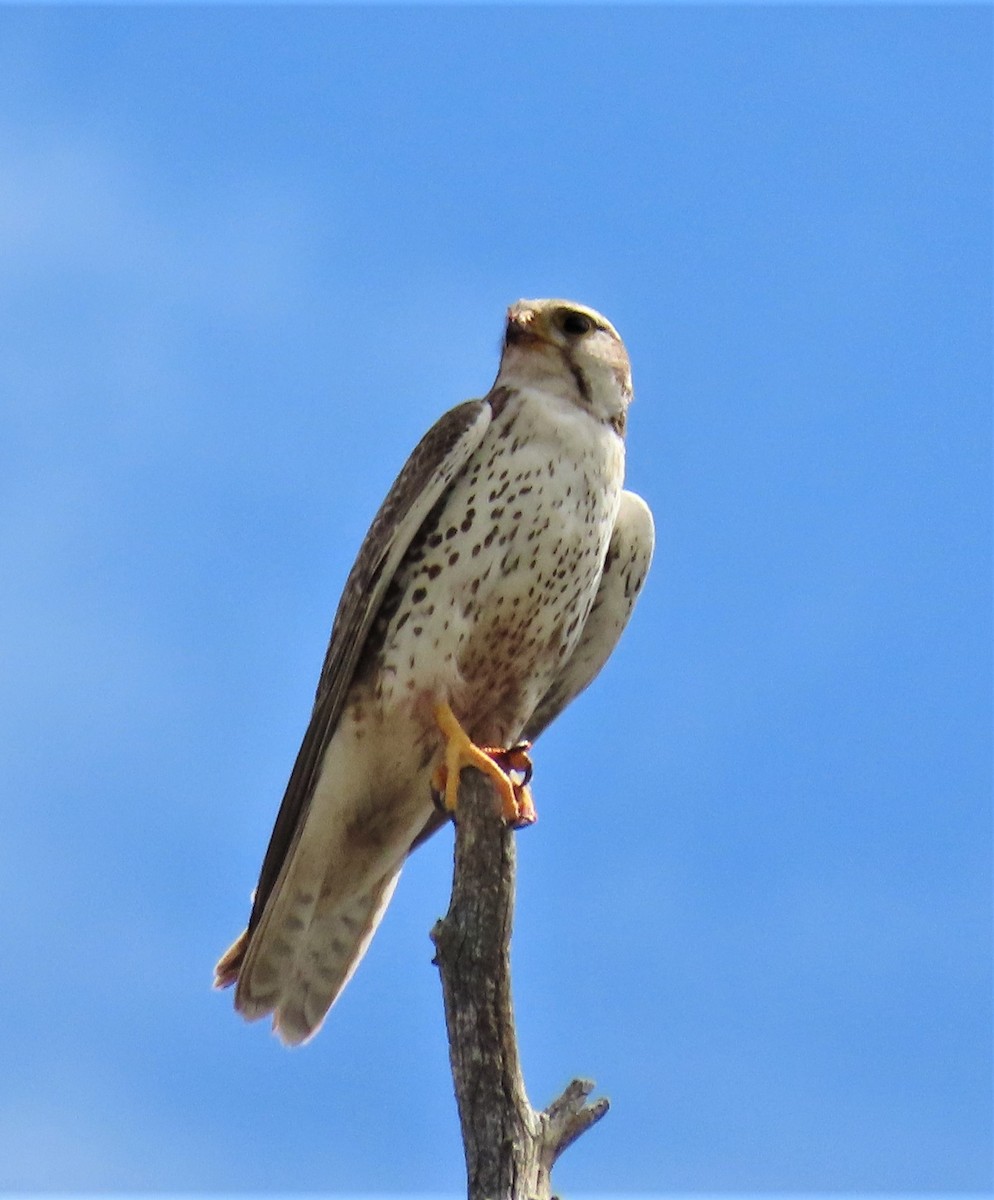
[431,767,609,1198]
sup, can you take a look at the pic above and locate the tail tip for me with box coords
[213,929,248,990]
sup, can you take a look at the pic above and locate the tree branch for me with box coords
[431,767,609,1198]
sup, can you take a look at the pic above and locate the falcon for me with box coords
[215,299,654,1045]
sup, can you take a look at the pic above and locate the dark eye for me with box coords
[560,310,593,336]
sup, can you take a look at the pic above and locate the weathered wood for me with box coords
[431,768,609,1199]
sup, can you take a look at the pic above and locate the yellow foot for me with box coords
[431,701,538,827]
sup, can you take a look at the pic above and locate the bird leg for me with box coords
[431,701,537,828]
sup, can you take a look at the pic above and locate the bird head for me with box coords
[498,299,633,434]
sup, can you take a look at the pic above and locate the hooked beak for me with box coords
[504,304,550,349]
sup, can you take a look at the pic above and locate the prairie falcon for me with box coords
[215,299,654,1045]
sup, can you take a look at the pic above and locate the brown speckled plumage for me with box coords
[215,299,654,1045]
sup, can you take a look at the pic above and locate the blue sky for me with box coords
[0,4,990,1194]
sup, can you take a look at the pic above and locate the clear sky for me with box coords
[0,3,990,1194]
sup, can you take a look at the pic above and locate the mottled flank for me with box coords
[215,299,654,1045]
[523,491,654,742]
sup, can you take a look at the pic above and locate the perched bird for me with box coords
[215,299,654,1045]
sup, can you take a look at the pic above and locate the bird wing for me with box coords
[407,489,653,853]
[523,489,654,741]
[229,396,494,956]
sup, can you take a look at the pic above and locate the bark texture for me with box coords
[431,768,609,1199]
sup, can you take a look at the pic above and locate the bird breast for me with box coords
[370,388,624,748]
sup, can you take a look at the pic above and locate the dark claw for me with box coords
[490,740,533,788]
[507,745,533,788]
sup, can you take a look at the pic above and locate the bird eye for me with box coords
[559,310,593,336]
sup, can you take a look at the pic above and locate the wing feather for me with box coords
[238,397,493,945]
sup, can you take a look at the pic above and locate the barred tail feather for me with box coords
[214,930,248,990]
[220,866,402,1047]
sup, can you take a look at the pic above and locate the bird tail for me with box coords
[214,866,402,1046]
[214,930,249,990]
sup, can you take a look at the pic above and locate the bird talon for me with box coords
[509,783,537,828]
[429,776,450,816]
[432,703,538,826]
[483,741,534,789]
